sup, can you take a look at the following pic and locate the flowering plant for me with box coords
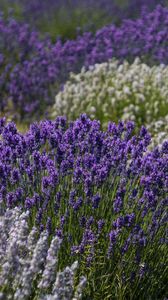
[53,58,168,129]
[0,115,167,298]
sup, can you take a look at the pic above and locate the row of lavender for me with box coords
[1,5,168,120]
[0,0,166,39]
[0,115,167,298]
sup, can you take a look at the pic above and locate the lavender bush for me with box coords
[53,57,168,147]
[1,5,168,119]
[0,208,86,299]
[53,58,168,125]
[0,114,167,299]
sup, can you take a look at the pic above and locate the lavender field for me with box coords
[0,1,167,299]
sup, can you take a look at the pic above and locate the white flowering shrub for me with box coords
[53,58,168,131]
[0,208,86,300]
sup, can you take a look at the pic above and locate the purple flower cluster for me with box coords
[1,5,168,118]
[0,114,167,298]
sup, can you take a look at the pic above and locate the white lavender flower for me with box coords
[52,261,79,299]
[0,209,29,287]
[27,226,39,252]
[16,230,49,299]
[73,276,87,300]
[38,236,62,290]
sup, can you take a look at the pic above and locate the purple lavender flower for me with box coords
[46,217,52,234]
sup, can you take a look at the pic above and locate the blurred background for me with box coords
[0,0,167,40]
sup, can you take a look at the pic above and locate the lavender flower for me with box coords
[38,236,61,290]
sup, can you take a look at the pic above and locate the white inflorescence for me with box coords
[53,58,168,140]
[0,208,86,300]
